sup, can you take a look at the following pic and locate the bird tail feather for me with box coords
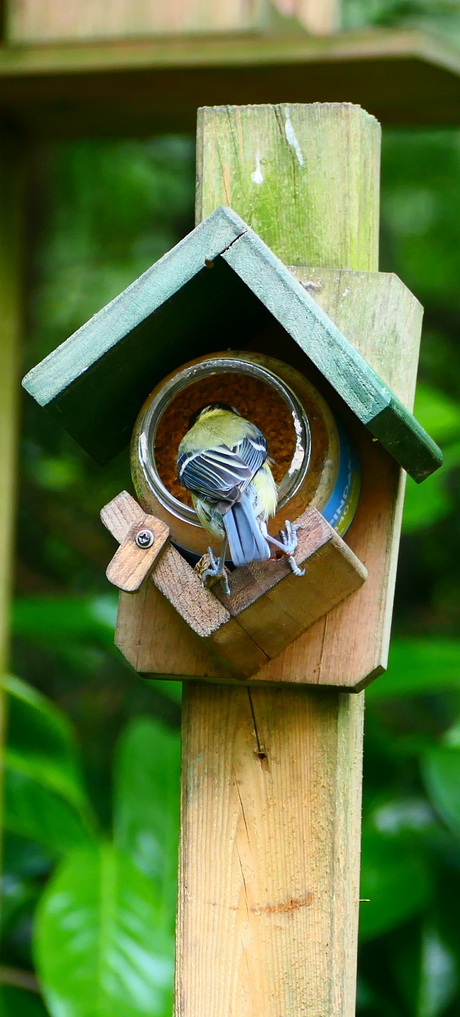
[223,491,270,567]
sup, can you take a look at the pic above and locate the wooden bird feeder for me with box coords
[23,200,441,690]
[20,101,446,1017]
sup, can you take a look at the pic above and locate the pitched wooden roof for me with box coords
[23,205,442,481]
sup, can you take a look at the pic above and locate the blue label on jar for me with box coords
[322,421,361,536]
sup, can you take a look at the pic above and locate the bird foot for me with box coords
[267,521,305,578]
[202,547,231,596]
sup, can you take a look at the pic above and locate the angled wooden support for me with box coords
[103,491,366,679]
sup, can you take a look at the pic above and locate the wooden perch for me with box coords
[100,490,169,592]
[102,490,367,679]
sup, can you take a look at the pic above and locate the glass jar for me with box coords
[131,351,360,558]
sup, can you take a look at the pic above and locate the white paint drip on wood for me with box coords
[284,108,305,166]
[251,151,264,184]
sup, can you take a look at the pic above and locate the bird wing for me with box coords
[178,433,267,503]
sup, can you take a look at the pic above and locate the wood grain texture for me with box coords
[196,103,381,271]
[116,581,226,681]
[152,543,271,680]
[0,30,459,139]
[107,525,170,593]
[100,488,145,542]
[212,507,367,659]
[7,0,260,42]
[153,543,231,639]
[174,101,379,1017]
[116,505,366,678]
[176,681,364,1017]
[101,490,170,592]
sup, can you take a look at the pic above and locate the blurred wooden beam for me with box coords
[0,28,458,137]
[0,125,27,875]
[7,0,264,43]
[7,0,339,43]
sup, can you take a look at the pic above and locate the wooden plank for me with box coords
[152,542,270,678]
[252,264,421,691]
[106,525,170,593]
[21,207,246,407]
[22,200,441,480]
[101,490,170,592]
[212,508,367,659]
[222,224,441,480]
[115,505,366,678]
[226,529,366,659]
[174,101,378,1017]
[116,580,227,681]
[0,29,459,136]
[7,0,260,42]
[100,489,145,543]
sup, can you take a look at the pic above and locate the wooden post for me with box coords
[0,127,27,873]
[174,104,380,1017]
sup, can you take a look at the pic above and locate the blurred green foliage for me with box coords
[2,11,460,1011]
[344,0,460,41]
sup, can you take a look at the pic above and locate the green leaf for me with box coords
[12,596,117,649]
[422,746,460,837]
[390,922,458,1017]
[145,679,182,705]
[34,842,174,1017]
[4,771,94,857]
[2,833,55,879]
[418,926,458,1017]
[413,382,460,444]
[1,873,39,939]
[6,676,88,810]
[0,986,49,1017]
[367,638,460,699]
[4,676,95,854]
[359,829,432,941]
[402,468,453,533]
[113,719,179,929]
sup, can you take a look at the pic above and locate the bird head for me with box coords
[188,402,241,428]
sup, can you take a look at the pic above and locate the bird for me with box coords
[177,402,304,594]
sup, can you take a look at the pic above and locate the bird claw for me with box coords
[282,522,306,577]
[202,547,231,596]
[279,520,300,556]
[287,554,305,578]
[266,521,305,577]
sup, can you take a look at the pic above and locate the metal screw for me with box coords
[135,528,154,549]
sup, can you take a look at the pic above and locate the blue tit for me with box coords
[177,402,303,594]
